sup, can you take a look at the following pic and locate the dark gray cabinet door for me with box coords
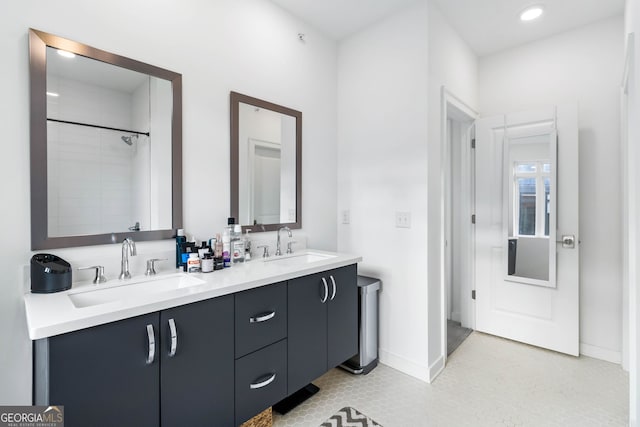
[44,313,160,427]
[287,272,328,393]
[327,264,358,368]
[160,295,234,427]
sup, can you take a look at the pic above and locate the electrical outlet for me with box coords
[288,209,296,221]
[342,209,350,224]
[395,211,411,228]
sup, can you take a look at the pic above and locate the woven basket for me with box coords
[240,407,272,427]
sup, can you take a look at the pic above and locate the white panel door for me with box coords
[475,105,579,356]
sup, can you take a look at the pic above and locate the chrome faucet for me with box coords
[119,237,137,280]
[275,226,292,256]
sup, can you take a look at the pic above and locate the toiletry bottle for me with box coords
[214,234,224,270]
[244,229,252,261]
[198,241,209,259]
[187,252,201,273]
[232,224,245,263]
[176,229,186,269]
[182,246,193,272]
[222,228,231,268]
[214,234,223,258]
[201,253,214,273]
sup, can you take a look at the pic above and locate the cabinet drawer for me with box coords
[235,339,287,425]
[235,282,287,358]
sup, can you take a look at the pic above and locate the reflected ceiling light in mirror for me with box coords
[46,92,59,97]
[56,49,75,58]
[520,5,544,22]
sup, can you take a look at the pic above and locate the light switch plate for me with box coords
[396,212,411,228]
[342,210,350,224]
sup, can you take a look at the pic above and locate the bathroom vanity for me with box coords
[25,250,360,427]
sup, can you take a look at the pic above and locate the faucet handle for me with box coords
[287,241,297,254]
[145,258,167,276]
[257,245,270,258]
[78,265,107,284]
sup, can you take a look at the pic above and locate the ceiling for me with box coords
[269,0,419,40]
[269,0,625,56]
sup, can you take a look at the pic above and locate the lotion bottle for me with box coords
[222,229,231,268]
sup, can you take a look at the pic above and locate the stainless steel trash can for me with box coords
[340,275,381,375]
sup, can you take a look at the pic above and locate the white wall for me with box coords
[624,0,639,423]
[426,2,478,373]
[479,16,624,362]
[337,0,477,381]
[337,0,430,380]
[0,0,337,404]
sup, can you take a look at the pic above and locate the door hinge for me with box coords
[471,214,476,224]
[471,290,476,300]
[471,138,476,149]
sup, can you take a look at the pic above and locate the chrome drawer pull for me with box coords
[250,311,276,323]
[168,318,178,357]
[250,373,276,390]
[321,277,329,303]
[329,275,337,301]
[146,324,155,365]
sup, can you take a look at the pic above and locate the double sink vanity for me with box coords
[26,250,361,426]
[25,28,362,426]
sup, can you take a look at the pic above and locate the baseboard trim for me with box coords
[428,355,445,382]
[579,342,621,364]
[378,349,430,383]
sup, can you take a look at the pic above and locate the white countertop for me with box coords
[24,250,361,340]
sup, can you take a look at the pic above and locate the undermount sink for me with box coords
[264,251,336,267]
[68,274,206,308]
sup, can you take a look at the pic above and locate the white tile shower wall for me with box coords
[131,79,150,231]
[46,76,135,236]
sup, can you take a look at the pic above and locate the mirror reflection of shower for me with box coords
[121,134,139,146]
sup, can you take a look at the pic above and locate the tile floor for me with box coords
[273,332,628,426]
[447,319,472,356]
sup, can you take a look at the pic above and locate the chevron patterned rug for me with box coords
[319,407,383,427]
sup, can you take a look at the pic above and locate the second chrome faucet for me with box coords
[119,237,137,280]
[275,226,292,256]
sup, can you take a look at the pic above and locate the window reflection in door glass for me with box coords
[516,163,537,173]
[518,178,536,235]
[544,177,550,236]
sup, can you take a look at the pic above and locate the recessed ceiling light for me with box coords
[520,6,544,22]
[46,92,59,97]
[57,49,75,59]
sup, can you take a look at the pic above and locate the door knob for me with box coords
[556,235,575,249]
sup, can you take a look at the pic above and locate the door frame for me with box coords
[440,87,477,367]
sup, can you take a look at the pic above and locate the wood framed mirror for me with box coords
[230,91,301,232]
[29,29,182,249]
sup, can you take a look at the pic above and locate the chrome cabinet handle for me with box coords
[168,318,177,357]
[321,277,329,303]
[146,324,156,365]
[250,373,276,390]
[250,311,276,323]
[329,275,337,301]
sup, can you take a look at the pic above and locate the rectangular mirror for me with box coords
[230,92,301,231]
[503,123,557,287]
[29,29,182,249]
